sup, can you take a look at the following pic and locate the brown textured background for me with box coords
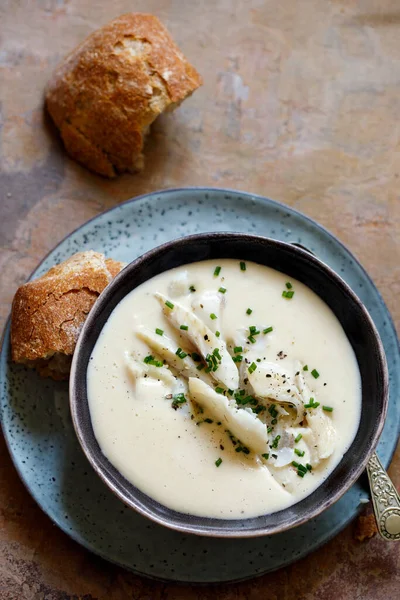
[1,0,399,598]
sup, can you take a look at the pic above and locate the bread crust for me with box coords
[11,251,125,379]
[45,13,202,177]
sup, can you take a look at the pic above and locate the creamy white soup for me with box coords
[87,259,361,519]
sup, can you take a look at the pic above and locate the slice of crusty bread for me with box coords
[11,251,125,380]
[45,13,202,177]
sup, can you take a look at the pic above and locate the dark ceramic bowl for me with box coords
[70,233,388,538]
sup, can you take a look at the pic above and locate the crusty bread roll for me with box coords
[45,13,202,177]
[11,251,125,380]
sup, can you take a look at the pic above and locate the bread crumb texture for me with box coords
[11,251,125,380]
[354,513,378,542]
[45,13,202,177]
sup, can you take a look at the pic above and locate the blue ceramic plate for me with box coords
[1,188,399,583]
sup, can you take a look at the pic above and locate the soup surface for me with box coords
[87,259,361,519]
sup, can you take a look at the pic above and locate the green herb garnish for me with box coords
[246,308,253,315]
[294,448,305,457]
[240,261,246,271]
[234,346,243,353]
[215,457,222,467]
[248,362,257,374]
[323,405,333,412]
[262,453,270,460]
[165,300,174,309]
[263,326,273,334]
[271,435,281,449]
[189,285,196,292]
[180,324,188,331]
[304,397,320,409]
[295,433,302,443]
[155,328,164,336]
[143,355,164,367]
[218,287,226,294]
[311,369,320,379]
[303,365,309,371]
[215,387,224,394]
[282,290,295,299]
[232,355,243,363]
[175,347,188,359]
[215,331,221,337]
[210,313,217,320]
[286,282,292,289]
[171,394,187,409]
[214,266,221,277]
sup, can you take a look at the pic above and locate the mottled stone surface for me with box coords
[0,0,399,598]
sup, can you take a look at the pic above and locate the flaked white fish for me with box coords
[137,328,212,385]
[245,361,304,424]
[156,293,239,390]
[188,378,269,454]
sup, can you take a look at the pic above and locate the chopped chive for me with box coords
[180,324,188,331]
[214,266,221,277]
[292,461,299,468]
[171,394,187,409]
[240,261,246,271]
[227,389,234,395]
[213,348,221,359]
[175,348,188,359]
[311,369,320,379]
[286,282,293,289]
[196,363,205,371]
[215,387,224,394]
[155,328,164,336]
[189,285,196,292]
[271,418,277,425]
[282,290,295,299]
[215,457,222,467]
[262,453,270,460]
[248,362,257,374]
[144,355,164,367]
[249,326,260,335]
[268,404,277,416]
[306,463,312,471]
[297,464,307,474]
[247,335,256,344]
[165,300,174,309]
[205,366,212,373]
[215,330,221,337]
[232,355,243,363]
[234,346,243,354]
[246,308,252,315]
[323,405,333,412]
[303,365,308,371]
[313,402,320,408]
[297,470,305,478]
[210,313,217,320]
[294,448,305,457]
[267,426,273,433]
[295,433,303,443]
[271,435,281,449]
[263,326,273,334]
[218,287,226,294]
[191,352,201,362]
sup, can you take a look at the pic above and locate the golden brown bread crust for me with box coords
[45,13,202,177]
[354,512,378,541]
[11,251,125,380]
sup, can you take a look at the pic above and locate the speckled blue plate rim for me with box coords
[1,187,399,585]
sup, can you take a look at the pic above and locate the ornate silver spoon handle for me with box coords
[366,452,400,541]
